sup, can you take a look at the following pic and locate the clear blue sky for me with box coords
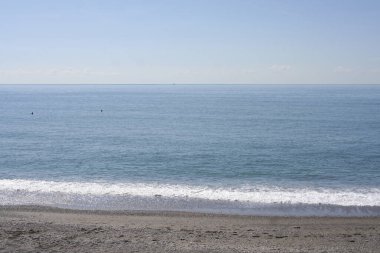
[0,0,379,84]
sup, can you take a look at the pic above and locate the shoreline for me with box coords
[1,204,380,218]
[2,179,379,216]
[1,205,379,252]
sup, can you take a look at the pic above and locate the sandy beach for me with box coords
[0,206,379,252]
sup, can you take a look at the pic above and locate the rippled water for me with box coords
[0,84,379,216]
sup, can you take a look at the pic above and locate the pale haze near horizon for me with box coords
[0,0,379,85]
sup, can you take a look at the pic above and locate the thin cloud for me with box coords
[368,68,380,74]
[333,66,353,73]
[269,64,292,72]
[0,68,120,77]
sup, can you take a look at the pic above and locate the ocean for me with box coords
[0,84,379,216]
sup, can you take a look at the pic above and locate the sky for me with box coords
[0,0,379,84]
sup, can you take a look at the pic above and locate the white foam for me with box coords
[1,179,379,206]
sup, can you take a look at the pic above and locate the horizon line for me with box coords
[1,83,380,86]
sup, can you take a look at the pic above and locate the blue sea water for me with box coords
[0,84,379,216]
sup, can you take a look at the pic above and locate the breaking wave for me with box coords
[1,179,379,216]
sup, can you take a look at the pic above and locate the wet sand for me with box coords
[0,206,379,252]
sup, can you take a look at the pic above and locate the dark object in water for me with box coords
[31,112,33,115]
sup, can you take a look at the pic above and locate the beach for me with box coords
[1,85,380,251]
[1,206,379,252]
[2,0,380,251]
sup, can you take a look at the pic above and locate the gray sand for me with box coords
[0,206,379,252]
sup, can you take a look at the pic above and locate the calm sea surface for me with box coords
[0,85,379,215]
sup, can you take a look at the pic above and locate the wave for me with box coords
[1,179,379,216]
